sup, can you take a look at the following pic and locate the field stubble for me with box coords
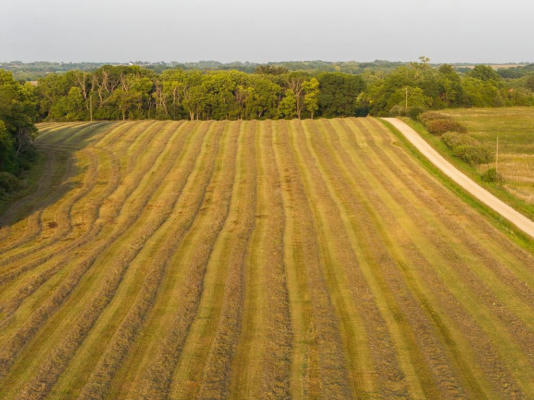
[0,118,533,400]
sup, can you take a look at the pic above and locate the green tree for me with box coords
[0,70,37,175]
[255,65,289,75]
[0,120,15,172]
[246,76,281,119]
[303,78,320,119]
[278,89,297,119]
[48,86,86,121]
[284,72,310,119]
[317,72,365,117]
[469,65,501,82]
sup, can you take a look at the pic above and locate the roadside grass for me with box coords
[441,107,534,208]
[381,118,534,254]
[401,109,534,221]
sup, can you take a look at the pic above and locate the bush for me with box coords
[0,171,21,193]
[441,132,493,165]
[482,168,504,183]
[442,131,478,148]
[418,111,448,125]
[407,107,424,120]
[453,145,493,165]
[425,118,467,135]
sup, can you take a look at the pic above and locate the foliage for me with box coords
[425,119,466,135]
[316,72,365,117]
[278,89,297,119]
[441,131,493,165]
[3,59,533,124]
[302,78,320,119]
[0,70,38,183]
[255,65,289,75]
[418,111,447,125]
[468,65,502,82]
[33,66,352,121]
[481,167,504,183]
[0,171,21,194]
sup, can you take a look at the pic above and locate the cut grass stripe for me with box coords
[228,120,292,400]
[349,118,534,396]
[333,117,531,398]
[72,123,228,400]
[294,119,375,398]
[107,121,239,400]
[274,120,353,399]
[0,122,188,394]
[196,120,257,399]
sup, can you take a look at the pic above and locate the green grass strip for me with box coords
[379,119,534,254]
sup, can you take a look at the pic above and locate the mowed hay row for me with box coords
[0,122,174,332]
[0,121,197,398]
[0,121,123,255]
[1,119,533,400]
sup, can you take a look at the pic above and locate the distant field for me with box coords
[441,107,534,206]
[1,119,533,400]
[459,64,528,70]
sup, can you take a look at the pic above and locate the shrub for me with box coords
[482,168,504,183]
[407,107,424,120]
[418,111,448,125]
[442,131,478,149]
[441,132,493,165]
[0,171,21,193]
[425,118,467,135]
[453,145,493,165]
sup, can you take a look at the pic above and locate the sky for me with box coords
[2,0,534,63]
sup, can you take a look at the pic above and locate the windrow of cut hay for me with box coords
[1,119,533,400]
[228,120,292,400]
[0,122,147,279]
[47,121,208,399]
[274,120,354,399]
[73,122,227,400]
[0,121,188,397]
[0,122,172,335]
[121,121,239,400]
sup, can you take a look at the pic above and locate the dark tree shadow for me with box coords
[0,121,117,229]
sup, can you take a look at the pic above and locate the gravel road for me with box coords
[384,117,534,239]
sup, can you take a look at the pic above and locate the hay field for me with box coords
[0,118,533,400]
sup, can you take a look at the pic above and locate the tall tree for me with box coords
[0,70,37,175]
[303,78,320,119]
[278,89,297,119]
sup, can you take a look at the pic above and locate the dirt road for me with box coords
[383,117,534,239]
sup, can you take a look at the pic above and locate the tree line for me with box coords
[34,67,367,121]
[0,70,38,197]
[32,60,534,122]
[1,59,534,196]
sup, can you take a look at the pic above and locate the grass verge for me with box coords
[379,119,534,254]
[401,117,534,220]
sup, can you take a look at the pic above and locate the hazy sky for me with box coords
[2,0,533,63]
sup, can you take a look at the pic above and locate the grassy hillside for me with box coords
[0,119,533,399]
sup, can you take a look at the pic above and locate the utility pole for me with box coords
[495,135,499,174]
[89,94,93,122]
[405,87,408,114]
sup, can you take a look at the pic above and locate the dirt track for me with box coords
[384,117,534,239]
